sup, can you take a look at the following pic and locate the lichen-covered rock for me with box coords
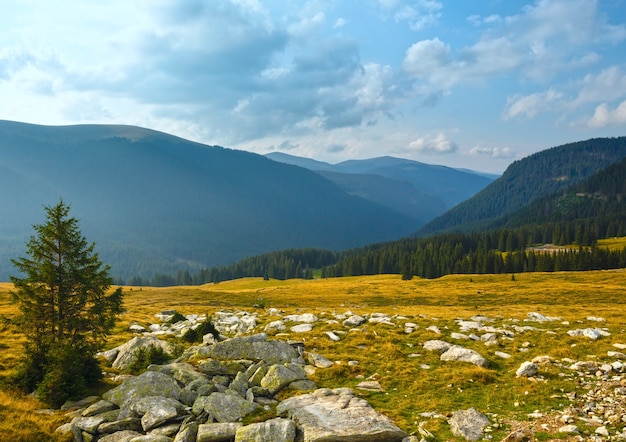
[148,362,209,386]
[307,352,334,368]
[200,392,260,423]
[343,315,366,327]
[109,336,174,370]
[423,340,453,353]
[103,371,182,407]
[97,430,143,442]
[173,421,198,442]
[98,417,143,434]
[208,334,301,364]
[516,361,539,377]
[277,388,407,441]
[197,422,242,442]
[261,363,308,394]
[131,396,186,431]
[448,408,490,441]
[82,399,118,417]
[235,418,296,442]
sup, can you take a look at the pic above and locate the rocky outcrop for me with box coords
[58,332,407,442]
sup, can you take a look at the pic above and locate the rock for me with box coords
[149,362,208,386]
[207,334,301,364]
[173,421,198,442]
[131,396,185,431]
[98,417,143,434]
[356,381,384,392]
[127,435,172,442]
[343,315,366,327]
[261,363,308,394]
[234,418,296,442]
[130,324,147,333]
[277,388,407,441]
[72,412,119,434]
[98,430,144,442]
[558,424,579,434]
[516,361,539,377]
[82,399,118,417]
[596,426,609,436]
[451,332,470,340]
[495,351,511,359]
[307,352,334,368]
[501,428,532,442]
[325,331,341,342]
[527,312,559,322]
[264,320,286,332]
[200,392,260,423]
[448,408,490,441]
[103,371,183,407]
[440,346,488,368]
[109,336,174,370]
[531,355,552,364]
[284,313,318,323]
[197,422,242,442]
[423,340,453,354]
[368,313,393,324]
[426,325,441,334]
[567,328,610,340]
[291,323,314,333]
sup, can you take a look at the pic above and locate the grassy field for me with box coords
[1,270,626,440]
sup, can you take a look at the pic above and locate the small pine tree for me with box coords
[10,200,123,407]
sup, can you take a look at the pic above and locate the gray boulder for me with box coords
[109,336,174,370]
[173,421,198,442]
[149,362,208,386]
[103,371,183,407]
[307,352,334,368]
[277,388,407,441]
[516,361,539,377]
[208,334,301,364]
[131,396,186,431]
[440,345,489,368]
[423,340,453,354]
[448,408,490,441]
[261,363,308,394]
[343,315,366,327]
[200,392,260,423]
[98,417,143,434]
[235,418,296,442]
[98,430,143,442]
[197,422,242,441]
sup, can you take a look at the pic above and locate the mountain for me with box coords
[418,137,626,236]
[265,152,495,223]
[0,120,419,281]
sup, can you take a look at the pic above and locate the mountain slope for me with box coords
[0,120,418,281]
[418,137,626,236]
[266,152,494,223]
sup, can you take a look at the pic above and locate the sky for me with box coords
[1,0,626,173]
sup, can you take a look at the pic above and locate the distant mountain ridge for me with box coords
[0,120,419,281]
[418,137,626,236]
[265,152,495,223]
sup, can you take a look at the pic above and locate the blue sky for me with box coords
[1,0,625,173]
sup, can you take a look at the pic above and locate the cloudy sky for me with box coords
[1,0,626,173]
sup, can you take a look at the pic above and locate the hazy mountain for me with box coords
[418,137,626,236]
[0,120,418,281]
[265,152,494,222]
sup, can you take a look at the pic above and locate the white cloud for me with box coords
[582,100,626,128]
[409,132,458,155]
[470,146,515,159]
[503,89,563,120]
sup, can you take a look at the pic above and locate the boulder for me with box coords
[173,421,198,442]
[199,392,260,423]
[148,362,208,386]
[109,336,174,370]
[98,430,143,442]
[208,334,301,364]
[98,417,143,434]
[516,361,539,378]
[291,323,314,333]
[423,340,453,354]
[277,388,407,441]
[103,371,182,407]
[343,315,366,327]
[307,352,334,369]
[261,363,308,394]
[284,313,318,323]
[448,408,490,441]
[235,418,296,442]
[197,422,241,442]
[130,396,186,431]
[440,345,488,368]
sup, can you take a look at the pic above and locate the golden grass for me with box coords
[1,270,626,440]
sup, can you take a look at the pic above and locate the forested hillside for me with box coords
[266,153,494,223]
[175,151,626,286]
[418,137,626,236]
[0,121,418,281]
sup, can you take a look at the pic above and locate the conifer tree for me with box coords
[10,200,123,407]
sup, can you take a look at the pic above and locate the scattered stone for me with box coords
[423,340,453,353]
[290,323,314,333]
[426,325,441,334]
[306,352,334,368]
[325,331,341,342]
[343,315,366,327]
[356,380,384,392]
[448,408,490,441]
[558,424,579,434]
[567,328,610,340]
[235,418,295,442]
[516,361,539,378]
[284,313,318,323]
[526,312,559,322]
[440,345,488,368]
[495,351,511,359]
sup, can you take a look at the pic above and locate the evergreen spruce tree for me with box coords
[10,200,123,407]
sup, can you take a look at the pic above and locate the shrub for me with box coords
[182,318,219,343]
[127,346,172,374]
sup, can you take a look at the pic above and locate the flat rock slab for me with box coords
[208,334,300,364]
[277,388,407,442]
[103,371,182,407]
[449,408,490,441]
